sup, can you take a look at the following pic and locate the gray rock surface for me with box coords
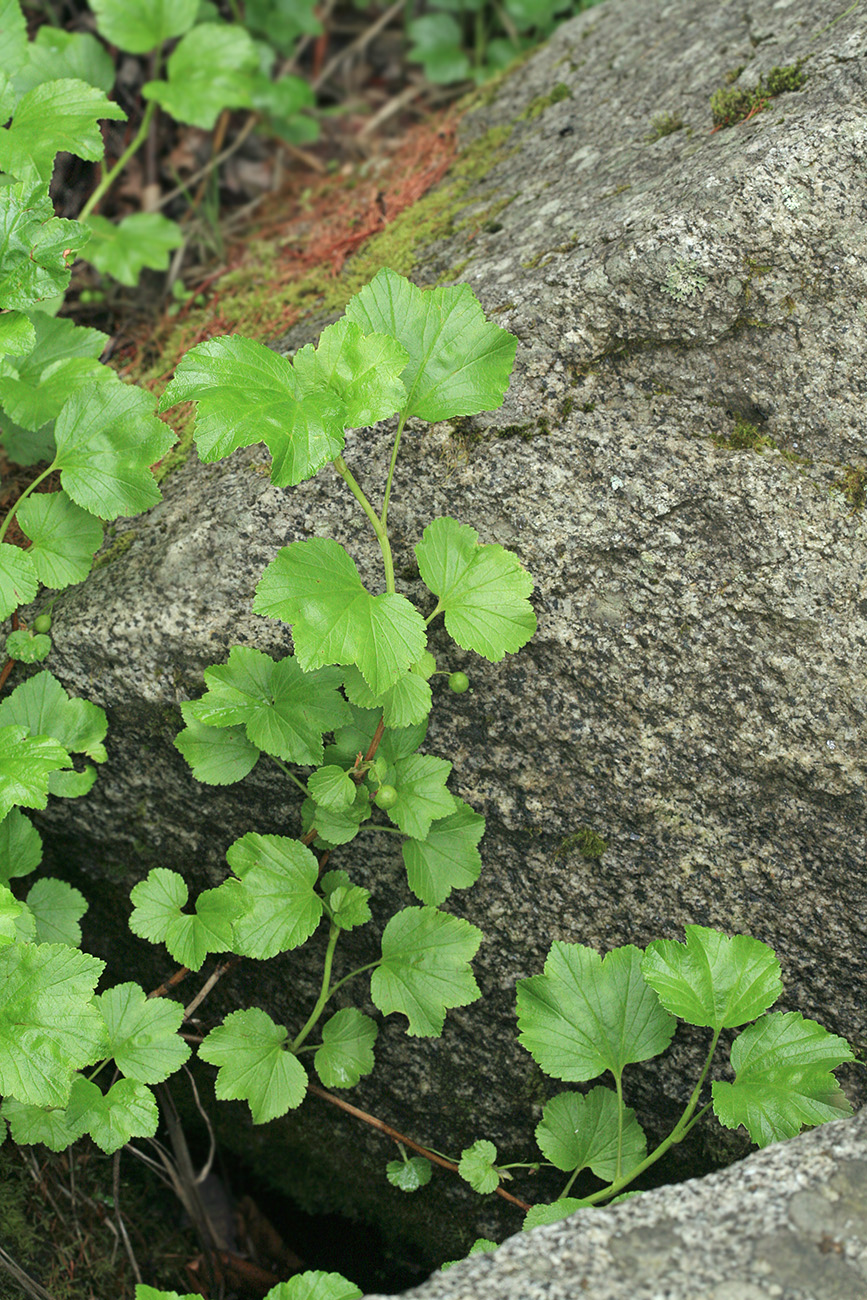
[18,0,867,1270]
[365,1108,867,1300]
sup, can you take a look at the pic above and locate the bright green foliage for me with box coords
[83,213,184,287]
[416,517,536,661]
[0,882,24,944]
[5,628,51,662]
[53,379,175,519]
[381,752,455,842]
[25,878,87,946]
[345,268,517,421]
[0,808,42,882]
[254,538,427,694]
[307,764,356,810]
[0,943,105,1108]
[458,1139,500,1194]
[97,982,191,1084]
[135,1288,200,1300]
[408,14,471,85]
[535,1087,646,1181]
[301,784,371,848]
[292,318,408,429]
[402,799,484,905]
[263,1272,363,1300]
[0,725,70,819]
[641,925,783,1030]
[386,1155,432,1192]
[174,705,260,785]
[0,670,107,765]
[441,1238,498,1269]
[371,906,482,1037]
[226,832,323,959]
[89,0,199,55]
[198,1007,308,1123]
[143,24,260,129]
[320,870,371,930]
[0,79,125,183]
[1,1092,88,1151]
[522,1198,584,1230]
[0,544,38,620]
[13,27,115,96]
[244,0,322,53]
[516,942,676,1082]
[0,310,35,357]
[712,1012,854,1147]
[327,705,428,770]
[128,868,245,972]
[65,1075,159,1153]
[0,183,91,311]
[314,1008,377,1088]
[341,664,432,728]
[160,334,346,483]
[17,493,103,589]
[184,647,349,765]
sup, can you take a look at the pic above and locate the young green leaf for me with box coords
[5,628,51,662]
[142,24,259,129]
[641,925,783,1030]
[386,1156,432,1192]
[401,800,484,906]
[307,764,356,811]
[0,314,108,432]
[89,0,199,55]
[98,982,191,1084]
[314,1008,378,1089]
[0,670,107,763]
[407,14,471,85]
[516,942,676,1082]
[301,785,370,849]
[325,704,427,770]
[254,538,427,695]
[345,268,517,420]
[292,318,408,429]
[187,647,350,765]
[0,725,70,820]
[0,0,29,80]
[159,334,346,483]
[17,491,103,589]
[83,213,184,287]
[15,27,115,95]
[711,1011,854,1147]
[535,1086,647,1181]
[261,1272,363,1300]
[198,1007,307,1123]
[0,808,42,882]
[371,906,482,1037]
[175,704,261,786]
[226,832,323,959]
[441,1239,498,1269]
[416,517,535,661]
[25,877,87,946]
[134,1288,200,1300]
[0,542,38,619]
[0,182,91,310]
[0,942,106,1107]
[320,870,372,930]
[0,881,24,945]
[128,868,243,971]
[0,79,126,183]
[384,752,455,842]
[0,309,35,357]
[522,1198,584,1231]
[243,0,322,53]
[65,1075,159,1154]
[53,378,174,519]
[0,1093,87,1152]
[458,1139,500,1194]
[341,665,432,729]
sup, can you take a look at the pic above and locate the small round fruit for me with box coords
[448,671,470,694]
[33,614,52,634]
[374,784,398,810]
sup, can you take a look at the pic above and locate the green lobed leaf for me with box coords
[25,877,87,946]
[441,1239,498,1269]
[14,27,115,96]
[458,1139,500,1194]
[402,799,484,906]
[98,981,191,1084]
[522,1198,584,1231]
[535,1086,647,1181]
[0,0,28,82]
[0,415,56,467]
[254,538,427,695]
[314,1008,377,1089]
[0,881,24,945]
[187,647,350,765]
[371,906,482,1037]
[5,628,51,662]
[711,1011,855,1147]
[53,378,174,519]
[66,1075,159,1154]
[142,24,259,129]
[243,0,322,53]
[385,752,455,842]
[226,832,323,959]
[48,766,97,800]
[0,942,106,1107]
[89,0,200,54]
[386,1156,432,1193]
[0,312,107,430]
[344,268,517,421]
[0,182,91,311]
[0,310,35,357]
[17,491,103,589]
[320,870,371,931]
[0,670,107,763]
[301,784,370,849]
[326,704,428,769]
[0,725,70,820]
[0,79,126,183]
[307,765,356,811]
[641,925,783,1030]
[262,1271,363,1300]
[416,517,535,661]
[407,14,471,85]
[341,664,432,729]
[1,1093,87,1152]
[135,1288,200,1300]
[0,542,37,619]
[83,213,184,288]
[516,942,676,1082]
[198,1007,307,1123]
[0,808,42,882]
[128,868,245,972]
[175,704,260,785]
[159,334,346,483]
[293,318,408,429]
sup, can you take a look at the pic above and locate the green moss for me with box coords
[713,417,775,453]
[517,82,573,123]
[557,826,608,861]
[646,111,684,141]
[838,465,867,510]
[92,529,136,570]
[710,58,807,128]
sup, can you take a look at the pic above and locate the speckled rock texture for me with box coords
[21,0,867,1270]
[364,1109,867,1300]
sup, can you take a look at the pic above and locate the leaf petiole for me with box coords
[332,455,396,593]
[0,464,57,546]
[290,922,342,1052]
[80,101,158,222]
[380,411,408,532]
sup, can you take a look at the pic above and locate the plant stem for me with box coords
[0,465,57,545]
[614,1070,625,1182]
[291,923,341,1051]
[332,455,396,594]
[380,412,407,534]
[269,755,309,797]
[325,958,382,1000]
[80,101,157,221]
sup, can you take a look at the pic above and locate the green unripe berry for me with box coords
[33,615,52,634]
[374,784,399,810]
[448,671,470,694]
[411,651,437,680]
